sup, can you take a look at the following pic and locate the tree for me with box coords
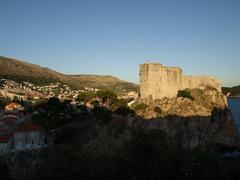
[0,97,11,109]
[12,96,21,103]
[76,92,96,103]
[96,90,117,103]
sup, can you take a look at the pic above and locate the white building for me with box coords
[14,122,44,150]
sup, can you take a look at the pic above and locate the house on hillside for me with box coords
[0,133,13,154]
[14,122,44,150]
[5,102,23,112]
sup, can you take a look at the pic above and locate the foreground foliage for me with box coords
[35,128,240,180]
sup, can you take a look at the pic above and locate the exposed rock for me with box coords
[133,87,228,119]
[131,87,239,149]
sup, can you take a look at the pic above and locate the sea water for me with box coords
[228,97,240,132]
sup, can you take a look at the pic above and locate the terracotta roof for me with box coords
[16,122,43,132]
[0,133,13,143]
[6,103,20,108]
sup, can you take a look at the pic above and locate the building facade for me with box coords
[0,133,13,154]
[14,123,44,149]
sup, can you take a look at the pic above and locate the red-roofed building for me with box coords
[0,133,13,154]
[5,103,23,112]
[14,122,44,149]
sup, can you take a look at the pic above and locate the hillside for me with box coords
[222,86,240,97]
[0,56,139,92]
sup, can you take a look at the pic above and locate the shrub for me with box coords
[154,106,162,114]
[134,103,148,111]
[115,107,134,116]
[0,97,11,109]
[111,98,128,111]
[76,92,96,103]
[96,90,117,103]
[177,90,195,100]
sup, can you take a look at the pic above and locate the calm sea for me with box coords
[228,98,240,132]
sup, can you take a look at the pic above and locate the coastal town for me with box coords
[0,78,139,156]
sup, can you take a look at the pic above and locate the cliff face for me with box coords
[132,87,239,149]
[81,88,239,155]
[141,109,238,149]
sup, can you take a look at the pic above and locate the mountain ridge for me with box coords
[0,56,139,92]
[222,85,240,97]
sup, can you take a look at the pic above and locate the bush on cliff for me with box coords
[134,103,148,111]
[177,90,195,100]
[154,106,162,114]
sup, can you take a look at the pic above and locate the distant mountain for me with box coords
[0,56,139,92]
[222,86,240,97]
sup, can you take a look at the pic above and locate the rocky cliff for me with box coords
[130,87,239,149]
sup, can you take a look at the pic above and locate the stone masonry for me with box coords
[140,63,221,99]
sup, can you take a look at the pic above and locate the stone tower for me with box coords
[140,63,182,99]
[140,62,221,100]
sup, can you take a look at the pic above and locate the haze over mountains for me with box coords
[0,56,139,92]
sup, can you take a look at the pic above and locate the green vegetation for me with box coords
[222,86,240,97]
[177,90,195,100]
[0,96,11,109]
[134,103,148,111]
[96,90,118,103]
[35,127,240,180]
[0,75,60,86]
[0,161,10,180]
[76,91,96,103]
[32,97,74,130]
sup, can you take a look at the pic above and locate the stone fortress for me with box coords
[140,62,221,99]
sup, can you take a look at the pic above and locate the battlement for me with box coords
[140,62,221,99]
[140,63,163,72]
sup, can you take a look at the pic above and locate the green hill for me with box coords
[222,86,240,97]
[0,56,139,92]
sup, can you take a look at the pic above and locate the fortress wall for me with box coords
[140,63,183,99]
[159,66,182,98]
[182,76,221,92]
[140,63,163,99]
[140,63,221,100]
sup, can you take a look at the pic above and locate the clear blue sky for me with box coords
[0,0,240,87]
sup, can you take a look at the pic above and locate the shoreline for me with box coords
[228,96,240,99]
